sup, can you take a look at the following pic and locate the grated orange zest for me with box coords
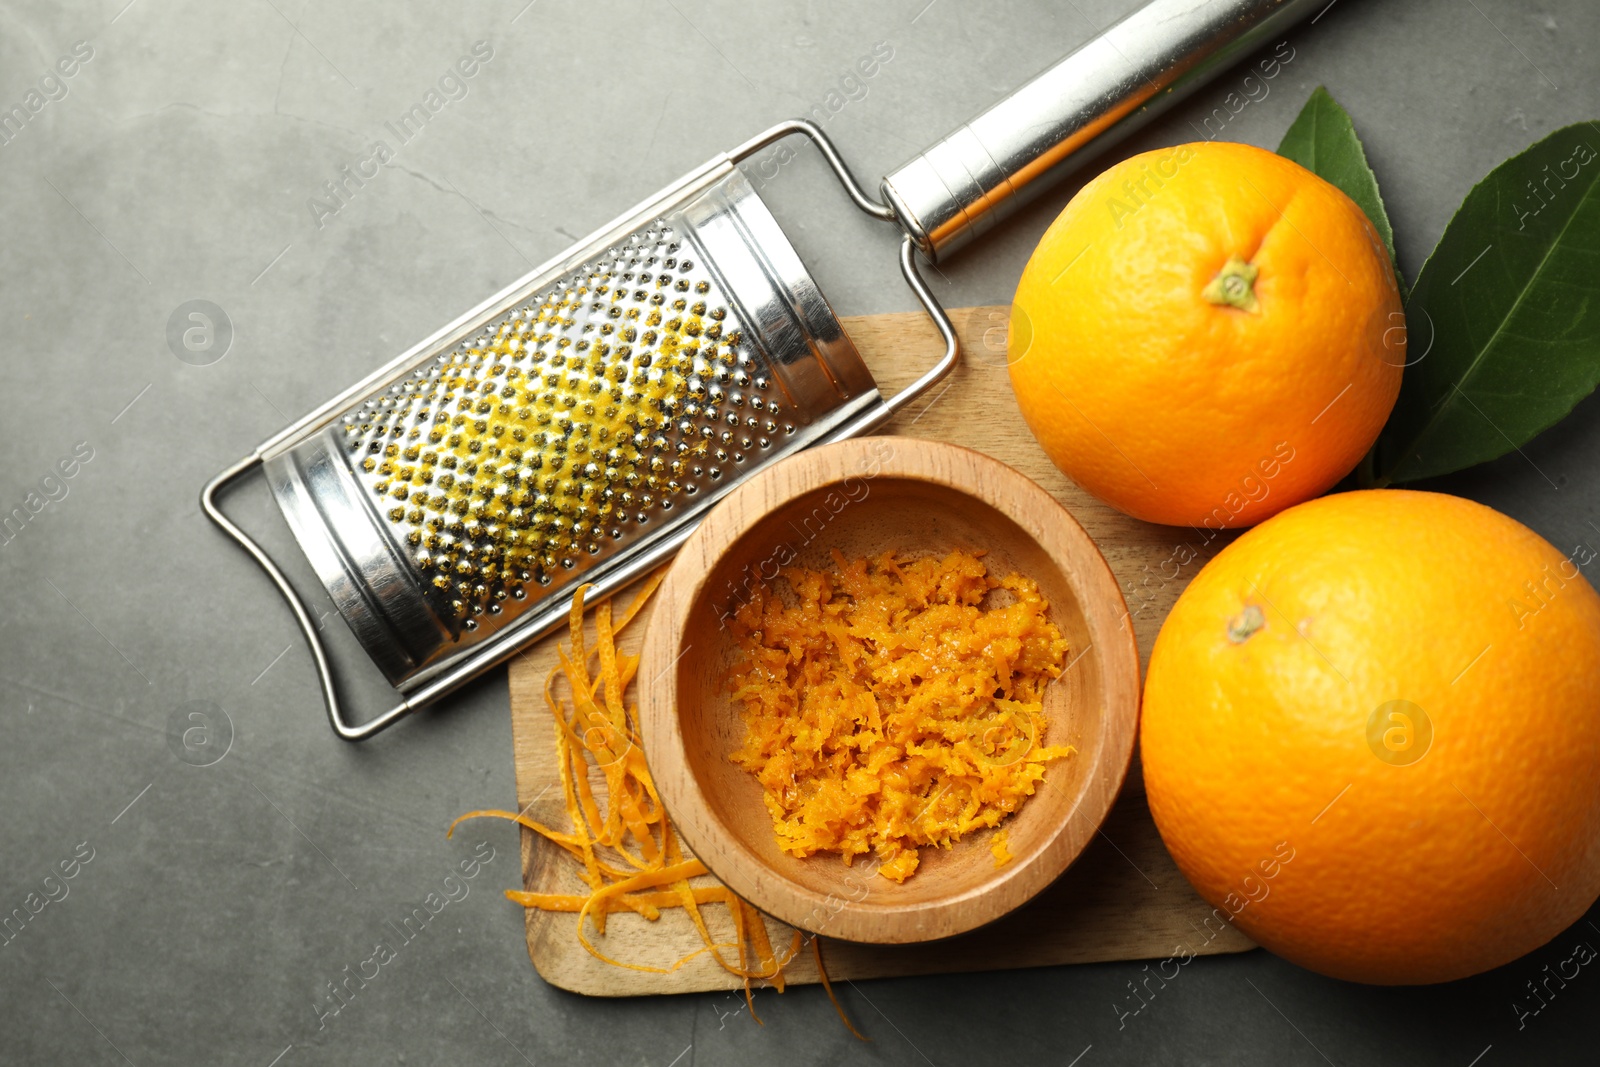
[725,549,1072,882]
[991,828,1013,868]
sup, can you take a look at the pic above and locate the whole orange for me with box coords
[1008,141,1403,529]
[1142,489,1600,985]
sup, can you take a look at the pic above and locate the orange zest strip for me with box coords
[813,938,868,1042]
[567,583,591,691]
[575,860,710,972]
[449,808,582,847]
[745,904,783,992]
[453,810,639,879]
[729,899,762,1023]
[782,930,804,969]
[613,569,667,632]
[452,567,859,1031]
[511,890,663,921]
[596,601,624,718]
[548,667,604,901]
[555,650,611,848]
[506,886,732,912]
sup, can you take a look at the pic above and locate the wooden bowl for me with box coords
[639,437,1140,944]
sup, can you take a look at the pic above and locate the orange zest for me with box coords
[991,828,1013,868]
[451,570,860,1034]
[813,937,868,1042]
[724,549,1073,882]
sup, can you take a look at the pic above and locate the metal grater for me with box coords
[205,0,1321,740]
[266,169,882,690]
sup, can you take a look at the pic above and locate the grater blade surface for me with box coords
[266,168,880,686]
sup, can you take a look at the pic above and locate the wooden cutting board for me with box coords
[506,305,1251,996]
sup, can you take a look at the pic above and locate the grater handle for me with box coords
[797,234,964,446]
[881,0,1325,262]
[882,235,959,419]
[202,455,412,741]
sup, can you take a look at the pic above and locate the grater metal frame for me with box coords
[202,120,959,741]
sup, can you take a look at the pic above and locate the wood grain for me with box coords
[507,306,1249,996]
[638,438,1142,944]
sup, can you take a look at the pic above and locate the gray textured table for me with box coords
[3,1,1597,1063]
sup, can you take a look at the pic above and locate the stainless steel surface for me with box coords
[199,455,386,741]
[249,118,893,465]
[814,235,964,445]
[881,0,1325,261]
[202,119,959,741]
[266,165,874,688]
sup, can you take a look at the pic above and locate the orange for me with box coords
[1142,489,1600,985]
[1008,141,1403,529]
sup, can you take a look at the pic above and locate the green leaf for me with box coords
[1277,86,1397,272]
[1375,124,1600,484]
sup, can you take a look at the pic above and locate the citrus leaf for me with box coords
[1277,86,1397,271]
[1375,123,1600,484]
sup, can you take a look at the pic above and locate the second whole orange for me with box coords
[1142,489,1600,984]
[1008,141,1403,529]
